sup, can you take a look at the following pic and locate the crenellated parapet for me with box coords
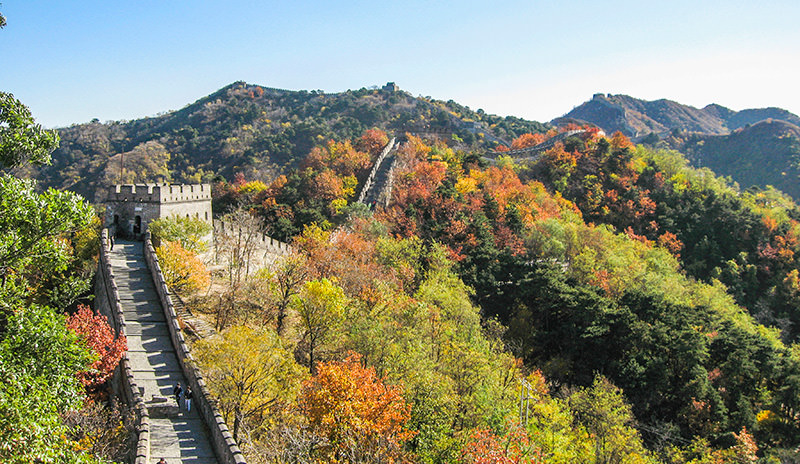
[213,219,293,271]
[158,184,212,203]
[106,183,212,203]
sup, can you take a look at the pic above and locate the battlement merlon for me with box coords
[106,183,212,203]
[107,183,162,203]
[161,183,212,203]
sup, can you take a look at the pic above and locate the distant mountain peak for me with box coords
[553,95,800,200]
[555,94,800,138]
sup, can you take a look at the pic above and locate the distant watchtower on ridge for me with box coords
[104,183,212,239]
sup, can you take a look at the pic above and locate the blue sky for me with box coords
[2,1,799,128]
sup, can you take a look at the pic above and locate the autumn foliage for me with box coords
[155,239,210,294]
[191,127,800,461]
[213,128,393,238]
[462,426,544,464]
[510,133,545,150]
[355,128,391,156]
[66,305,127,390]
[300,353,414,462]
[380,134,574,263]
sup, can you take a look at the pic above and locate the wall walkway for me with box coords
[108,239,219,463]
[357,138,397,207]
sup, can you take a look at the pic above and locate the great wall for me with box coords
[96,230,246,464]
[95,131,577,462]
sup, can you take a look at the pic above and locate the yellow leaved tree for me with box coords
[193,326,306,441]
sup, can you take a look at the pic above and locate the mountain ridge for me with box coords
[554,93,800,137]
[673,118,800,198]
[553,93,800,198]
[20,84,800,203]
[21,81,547,202]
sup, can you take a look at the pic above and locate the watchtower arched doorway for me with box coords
[133,215,142,236]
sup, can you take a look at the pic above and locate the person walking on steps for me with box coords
[184,386,193,412]
[173,382,182,409]
[158,459,167,464]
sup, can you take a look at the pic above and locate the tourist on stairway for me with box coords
[173,382,182,409]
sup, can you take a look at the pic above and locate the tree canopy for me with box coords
[0,92,59,169]
[201,128,800,462]
[0,44,114,460]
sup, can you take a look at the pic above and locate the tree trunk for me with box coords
[309,335,316,374]
[233,406,241,441]
[276,301,288,335]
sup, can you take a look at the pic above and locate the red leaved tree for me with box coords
[355,128,390,157]
[610,131,634,151]
[66,305,127,391]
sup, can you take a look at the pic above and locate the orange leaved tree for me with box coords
[66,304,127,391]
[510,133,546,150]
[155,240,210,295]
[300,353,414,463]
[462,425,544,464]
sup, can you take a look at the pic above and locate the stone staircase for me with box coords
[109,240,219,464]
[172,293,216,340]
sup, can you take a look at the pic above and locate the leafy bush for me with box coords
[148,215,212,253]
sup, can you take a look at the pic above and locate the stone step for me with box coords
[131,371,185,400]
[116,287,157,297]
[129,351,183,372]
[148,459,218,464]
[150,417,218,460]
[123,309,166,323]
[147,457,218,464]
[148,400,181,418]
[127,334,174,352]
[134,370,185,382]
[172,294,217,339]
[135,371,187,399]
[118,298,159,308]
[118,289,160,301]
[113,276,155,287]
[109,260,148,270]
[109,241,220,463]
[125,322,170,337]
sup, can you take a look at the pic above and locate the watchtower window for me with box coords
[133,215,142,235]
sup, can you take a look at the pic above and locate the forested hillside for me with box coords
[11,76,800,461]
[198,126,800,462]
[1,91,130,462]
[670,120,800,199]
[19,81,547,202]
[555,94,800,201]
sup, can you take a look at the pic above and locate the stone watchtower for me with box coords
[104,183,212,239]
